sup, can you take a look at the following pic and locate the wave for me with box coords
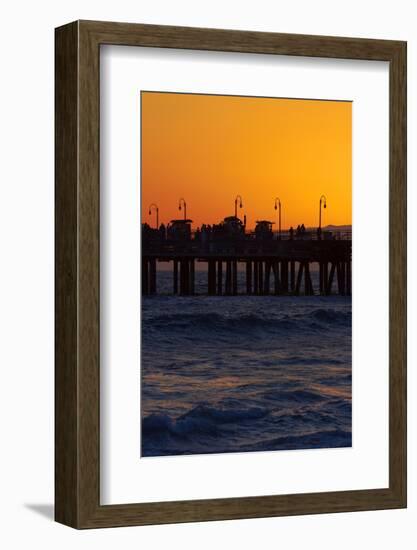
[142,422,351,456]
[309,308,350,324]
[262,388,326,404]
[142,403,269,440]
[145,308,351,336]
[141,398,351,457]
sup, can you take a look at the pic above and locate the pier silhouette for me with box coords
[142,214,351,297]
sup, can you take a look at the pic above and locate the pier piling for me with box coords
[281,261,288,294]
[253,262,257,294]
[246,261,252,294]
[232,260,238,295]
[225,261,232,295]
[190,259,195,295]
[290,260,295,292]
[142,258,149,295]
[273,261,280,295]
[295,262,304,295]
[149,259,156,295]
[173,260,178,294]
[217,261,223,295]
[208,260,216,295]
[259,262,264,295]
[346,259,351,295]
[327,262,336,295]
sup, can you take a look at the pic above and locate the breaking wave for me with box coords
[142,398,351,457]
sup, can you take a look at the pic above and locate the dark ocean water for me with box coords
[141,267,352,457]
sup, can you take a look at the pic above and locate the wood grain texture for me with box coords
[388,41,407,503]
[55,21,79,527]
[55,20,407,529]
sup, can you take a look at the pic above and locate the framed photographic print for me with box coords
[55,20,406,528]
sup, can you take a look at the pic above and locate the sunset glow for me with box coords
[141,92,351,230]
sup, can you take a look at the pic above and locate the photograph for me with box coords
[141,91,352,457]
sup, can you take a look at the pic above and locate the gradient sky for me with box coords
[141,92,351,230]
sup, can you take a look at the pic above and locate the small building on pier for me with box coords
[167,219,193,242]
[142,222,165,249]
[209,215,246,253]
[216,215,245,236]
[254,220,274,240]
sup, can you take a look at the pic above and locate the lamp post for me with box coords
[178,197,187,221]
[148,203,159,229]
[274,197,282,240]
[319,194,327,239]
[235,195,243,218]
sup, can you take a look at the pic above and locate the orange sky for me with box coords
[141,92,351,230]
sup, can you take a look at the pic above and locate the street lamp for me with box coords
[148,203,159,229]
[274,197,282,240]
[235,195,243,218]
[319,194,327,239]
[178,197,187,221]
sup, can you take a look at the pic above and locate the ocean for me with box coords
[141,265,352,457]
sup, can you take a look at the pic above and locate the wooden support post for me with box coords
[259,261,264,295]
[264,261,271,295]
[189,259,195,295]
[142,258,149,295]
[149,258,156,295]
[185,259,190,295]
[327,262,336,295]
[179,260,184,295]
[217,260,223,295]
[341,261,346,295]
[346,259,351,295]
[304,261,308,295]
[303,262,310,295]
[254,261,259,295]
[273,261,280,295]
[246,261,252,295]
[295,262,304,295]
[173,260,178,295]
[232,260,238,295]
[336,262,342,295]
[290,260,295,292]
[305,262,314,295]
[323,261,329,295]
[208,260,216,295]
[179,259,187,295]
[319,262,324,295]
[281,261,288,294]
[225,260,232,295]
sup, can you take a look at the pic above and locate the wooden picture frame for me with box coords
[55,20,407,528]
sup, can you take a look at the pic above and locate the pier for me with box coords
[142,218,351,297]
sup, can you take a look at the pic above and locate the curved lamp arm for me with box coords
[274,197,282,239]
[148,203,159,229]
[178,197,187,220]
[234,195,243,218]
